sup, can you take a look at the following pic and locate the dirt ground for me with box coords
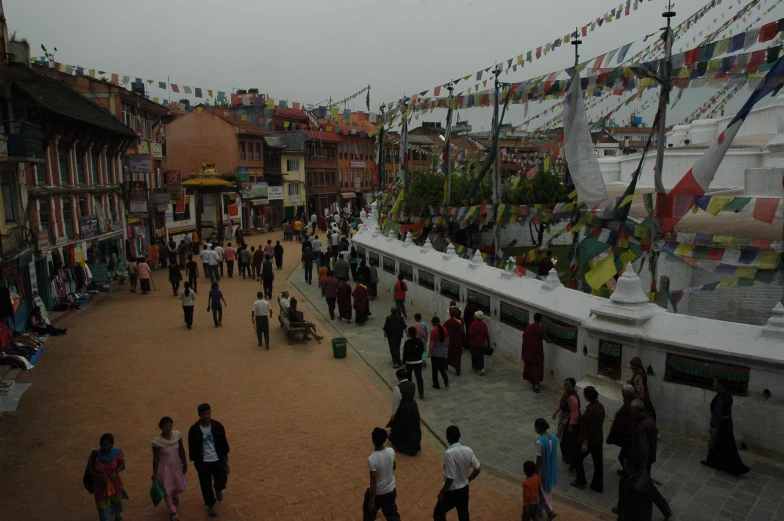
[0,231,603,521]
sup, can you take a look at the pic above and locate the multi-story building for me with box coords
[335,124,375,210]
[303,130,339,215]
[13,58,137,310]
[269,132,306,220]
[34,66,172,249]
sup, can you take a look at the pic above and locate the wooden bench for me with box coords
[277,297,309,344]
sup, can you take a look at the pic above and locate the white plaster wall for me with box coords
[477,221,572,249]
[745,167,784,198]
[355,226,784,457]
[715,97,784,138]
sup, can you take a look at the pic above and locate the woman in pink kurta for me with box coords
[152,417,189,520]
[137,257,152,294]
[89,433,127,521]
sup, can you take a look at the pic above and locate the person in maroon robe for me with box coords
[443,307,465,376]
[521,312,547,392]
[337,279,353,323]
[352,278,370,325]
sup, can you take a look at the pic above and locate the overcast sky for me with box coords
[7,0,783,129]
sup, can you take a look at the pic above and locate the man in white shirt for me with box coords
[279,290,291,312]
[310,212,318,233]
[214,244,225,278]
[363,427,401,521]
[251,291,272,349]
[200,246,212,280]
[434,425,481,521]
[207,245,220,282]
[310,235,322,253]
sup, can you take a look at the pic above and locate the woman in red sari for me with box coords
[352,278,370,325]
[337,279,352,323]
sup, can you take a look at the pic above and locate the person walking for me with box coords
[337,279,353,323]
[429,317,450,390]
[138,256,152,295]
[188,404,230,518]
[152,416,188,521]
[127,257,138,293]
[333,253,350,282]
[522,313,547,393]
[223,243,236,278]
[238,246,251,279]
[251,291,272,349]
[393,274,408,318]
[273,241,284,269]
[324,270,339,320]
[607,384,637,468]
[521,461,542,521]
[618,454,654,521]
[178,282,197,329]
[552,378,581,471]
[534,418,559,521]
[200,245,211,280]
[402,326,425,399]
[214,243,224,278]
[168,263,182,296]
[208,245,220,282]
[413,313,429,369]
[462,299,478,348]
[572,386,606,493]
[264,239,275,261]
[302,247,314,285]
[352,278,370,326]
[178,240,188,269]
[368,262,379,300]
[629,356,656,422]
[388,368,422,456]
[383,307,407,368]
[363,427,402,521]
[443,308,464,376]
[356,259,371,288]
[318,262,329,296]
[310,211,318,234]
[433,425,481,521]
[252,246,263,281]
[701,377,751,476]
[261,255,275,299]
[207,282,227,327]
[466,311,491,375]
[349,247,360,281]
[186,255,199,292]
[88,433,127,521]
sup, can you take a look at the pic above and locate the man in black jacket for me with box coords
[188,403,230,518]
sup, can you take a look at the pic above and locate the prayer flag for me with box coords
[752,198,779,223]
[158,81,166,89]
[705,195,732,215]
[585,253,618,290]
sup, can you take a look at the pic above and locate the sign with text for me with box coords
[154,192,171,205]
[129,180,148,214]
[166,170,182,197]
[165,208,174,224]
[350,161,366,168]
[150,142,163,158]
[138,141,150,154]
[268,186,283,200]
[56,236,68,247]
[176,192,186,213]
[237,167,249,183]
[80,215,99,239]
[129,154,153,173]
[241,182,268,199]
[228,204,239,218]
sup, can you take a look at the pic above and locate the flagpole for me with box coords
[399,96,410,191]
[651,0,675,299]
[492,67,502,258]
[567,29,583,283]
[444,83,454,207]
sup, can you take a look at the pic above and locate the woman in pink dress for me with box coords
[88,433,127,521]
[152,417,189,521]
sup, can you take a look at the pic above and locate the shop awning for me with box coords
[341,192,356,198]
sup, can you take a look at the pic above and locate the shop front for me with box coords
[0,251,34,332]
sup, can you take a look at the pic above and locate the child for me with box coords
[522,460,541,521]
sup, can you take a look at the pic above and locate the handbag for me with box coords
[150,479,167,508]
[484,345,494,356]
[83,451,95,494]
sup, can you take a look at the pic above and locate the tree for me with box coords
[508,170,568,246]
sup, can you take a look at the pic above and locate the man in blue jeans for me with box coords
[207,282,227,327]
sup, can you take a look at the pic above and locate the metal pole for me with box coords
[492,68,502,257]
[651,1,675,297]
[445,84,454,207]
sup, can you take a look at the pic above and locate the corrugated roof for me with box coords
[263,136,286,148]
[14,72,137,138]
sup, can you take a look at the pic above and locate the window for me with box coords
[440,279,460,300]
[122,104,134,128]
[318,172,325,186]
[35,163,46,185]
[108,195,115,221]
[418,269,435,290]
[2,176,18,222]
[75,146,85,184]
[239,142,246,161]
[91,149,99,184]
[140,113,148,140]
[59,147,69,185]
[542,315,578,352]
[62,197,73,238]
[664,353,750,395]
[467,289,491,313]
[78,198,88,219]
[254,143,261,161]
[286,159,299,172]
[108,156,115,184]
[500,302,529,330]
[598,341,623,379]
[287,183,300,196]
[399,262,413,281]
[38,198,50,232]
[306,172,313,187]
[369,251,380,267]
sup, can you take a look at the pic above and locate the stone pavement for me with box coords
[0,231,597,521]
[292,266,784,521]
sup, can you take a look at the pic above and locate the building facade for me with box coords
[303,130,339,215]
[270,132,306,220]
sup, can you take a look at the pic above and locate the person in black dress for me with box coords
[701,377,750,476]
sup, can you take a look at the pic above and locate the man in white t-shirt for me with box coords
[279,290,291,312]
[214,244,225,278]
[188,403,230,518]
[251,291,272,349]
[310,212,318,233]
[434,425,481,521]
[207,245,220,282]
[200,246,212,280]
[363,427,401,521]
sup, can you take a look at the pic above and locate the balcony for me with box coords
[7,121,44,160]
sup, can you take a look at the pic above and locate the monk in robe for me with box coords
[352,278,370,325]
[337,279,352,323]
[443,307,465,376]
[522,312,547,392]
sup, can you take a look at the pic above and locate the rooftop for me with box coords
[302,129,341,143]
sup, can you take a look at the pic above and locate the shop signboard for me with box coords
[268,186,283,200]
[252,198,268,206]
[112,220,123,232]
[237,167,249,183]
[350,161,366,168]
[129,180,148,214]
[36,229,49,252]
[166,170,182,197]
[241,182,268,199]
[138,141,150,154]
[176,191,186,213]
[154,192,171,205]
[56,236,68,247]
[129,154,153,172]
[228,204,239,218]
[151,142,163,158]
[165,208,174,224]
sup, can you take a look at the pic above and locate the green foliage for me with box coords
[404,165,493,210]
[508,170,568,205]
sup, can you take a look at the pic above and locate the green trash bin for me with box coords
[331,337,348,359]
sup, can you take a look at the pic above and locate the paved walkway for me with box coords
[292,266,784,521]
[0,232,597,521]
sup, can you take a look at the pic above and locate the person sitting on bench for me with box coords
[287,297,324,343]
